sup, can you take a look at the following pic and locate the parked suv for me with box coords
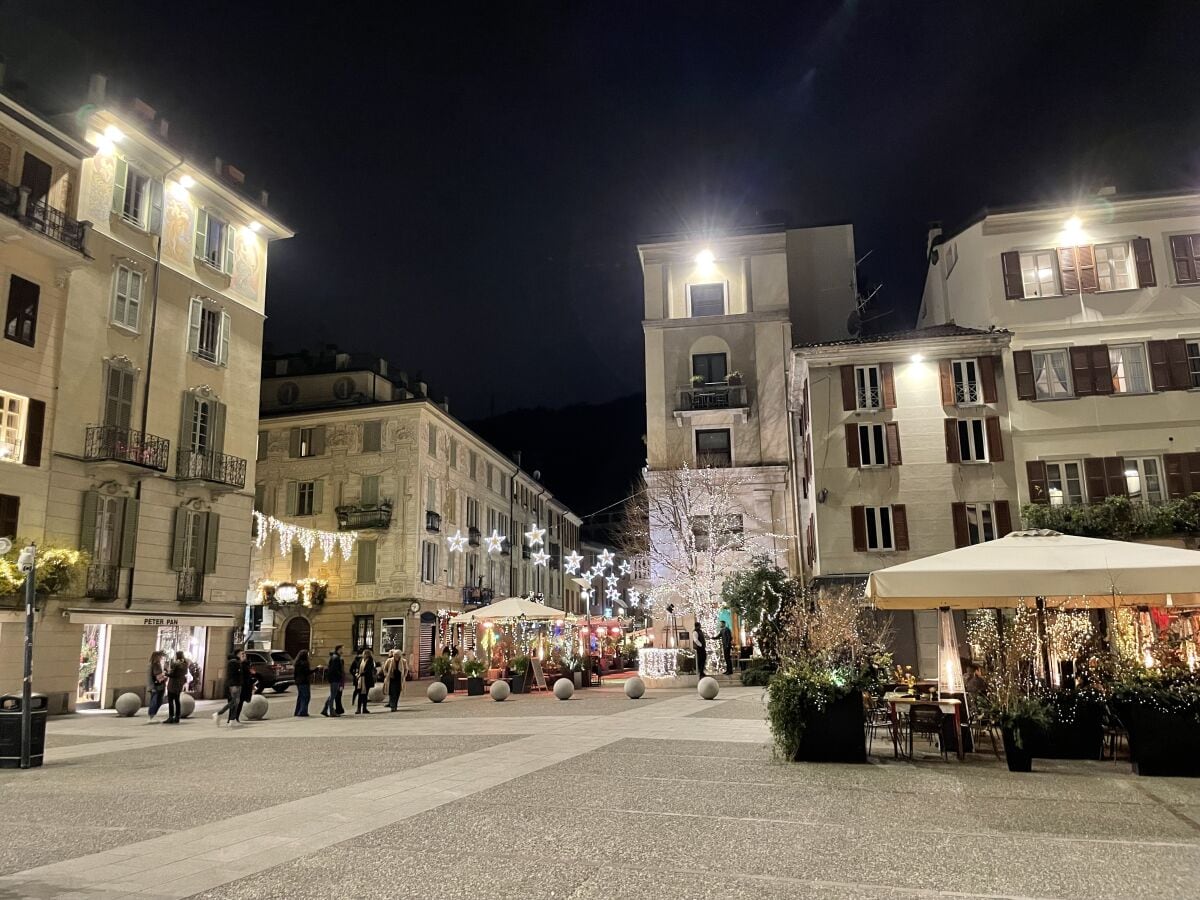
[245,650,295,693]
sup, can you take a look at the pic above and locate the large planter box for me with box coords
[1031,712,1105,761]
[440,675,455,694]
[511,673,528,694]
[466,677,485,696]
[792,691,866,763]
[1002,727,1033,772]
[1115,703,1200,777]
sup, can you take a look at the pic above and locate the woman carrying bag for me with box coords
[355,649,376,714]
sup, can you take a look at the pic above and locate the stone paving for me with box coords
[0,683,1198,898]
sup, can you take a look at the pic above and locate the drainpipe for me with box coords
[785,345,808,586]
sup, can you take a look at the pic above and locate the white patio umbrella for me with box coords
[449,596,562,624]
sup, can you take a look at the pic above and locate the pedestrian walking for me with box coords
[165,651,187,723]
[213,650,245,726]
[239,650,256,720]
[294,649,312,716]
[355,649,376,714]
[692,622,708,680]
[146,650,167,724]
[322,645,345,717]
[719,621,734,677]
[382,650,403,711]
[349,647,365,710]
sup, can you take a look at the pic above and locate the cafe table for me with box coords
[884,692,964,760]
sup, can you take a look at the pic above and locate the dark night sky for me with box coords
[5,1,1200,422]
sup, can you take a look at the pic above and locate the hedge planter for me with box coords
[791,691,867,763]
[1033,713,1105,761]
[1115,704,1200,777]
[466,677,485,696]
[1002,727,1034,773]
[511,673,527,694]
[440,675,455,694]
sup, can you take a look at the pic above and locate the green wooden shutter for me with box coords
[118,497,139,568]
[286,481,298,515]
[111,156,128,215]
[313,479,324,514]
[187,298,202,352]
[193,208,208,259]
[148,179,163,234]
[202,512,220,573]
[288,429,301,458]
[217,311,231,366]
[170,507,189,570]
[210,400,227,454]
[312,425,326,456]
[224,224,236,273]
[179,391,195,458]
[79,490,100,554]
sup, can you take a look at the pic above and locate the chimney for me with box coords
[259,189,269,208]
[131,98,155,122]
[88,73,108,105]
[158,118,170,139]
[222,163,245,186]
[926,220,944,256]
[213,156,223,176]
[1098,185,1117,197]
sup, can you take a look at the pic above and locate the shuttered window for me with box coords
[1031,349,1071,399]
[187,298,230,365]
[4,274,39,346]
[195,208,234,273]
[0,390,26,463]
[1126,457,1164,504]
[1017,250,1060,298]
[362,420,382,452]
[957,418,988,463]
[111,265,144,330]
[951,359,980,405]
[356,540,377,583]
[1109,344,1151,394]
[1188,342,1200,388]
[420,540,439,583]
[360,474,380,506]
[0,493,20,539]
[1046,461,1084,506]
[104,364,135,430]
[858,423,887,467]
[1169,234,1200,284]
[687,283,726,317]
[1094,242,1136,291]
[855,365,881,410]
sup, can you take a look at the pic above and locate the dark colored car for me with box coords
[245,650,295,693]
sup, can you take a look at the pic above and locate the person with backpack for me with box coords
[293,649,312,717]
[355,649,376,714]
[322,645,345,717]
[164,651,188,724]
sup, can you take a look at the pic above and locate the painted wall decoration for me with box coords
[163,191,195,266]
[231,231,263,302]
[85,155,116,225]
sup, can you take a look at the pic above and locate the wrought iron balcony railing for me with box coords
[677,383,749,412]
[177,449,247,489]
[462,586,495,607]
[335,501,393,531]
[84,425,170,472]
[425,511,442,533]
[955,382,982,405]
[85,563,120,601]
[177,569,204,603]
[697,450,733,469]
[0,181,87,253]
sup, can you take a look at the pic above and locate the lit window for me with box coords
[1094,242,1136,291]
[855,365,882,410]
[1109,344,1151,394]
[187,299,229,365]
[122,166,152,227]
[964,502,996,544]
[298,427,316,458]
[1019,250,1060,298]
[858,423,887,467]
[1046,461,1084,506]
[957,418,989,463]
[1125,457,1163,504]
[0,390,27,463]
[952,358,980,405]
[1032,349,1072,399]
[864,506,894,551]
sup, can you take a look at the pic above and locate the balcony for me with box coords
[85,564,119,601]
[177,569,204,603]
[84,425,170,473]
[955,381,982,406]
[425,511,442,533]
[462,586,495,607]
[0,181,87,254]
[677,382,749,413]
[697,449,733,468]
[177,449,247,490]
[468,527,481,547]
[336,501,393,531]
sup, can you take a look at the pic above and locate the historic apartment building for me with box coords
[250,349,582,677]
[917,190,1200,513]
[0,77,292,711]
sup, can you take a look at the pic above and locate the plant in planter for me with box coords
[689,373,706,387]
[726,371,743,385]
[676,650,696,674]
[510,655,531,693]
[981,694,1051,772]
[430,655,455,693]
[462,657,486,696]
[740,657,775,687]
[1110,660,1200,777]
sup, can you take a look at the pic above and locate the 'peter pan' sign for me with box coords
[141,617,180,626]
[66,610,237,628]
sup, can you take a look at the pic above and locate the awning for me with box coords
[449,596,562,624]
[66,609,238,628]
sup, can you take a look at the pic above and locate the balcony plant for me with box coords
[510,655,532,693]
[1110,656,1200,777]
[689,374,705,387]
[462,657,486,695]
[430,654,455,693]
[726,371,743,385]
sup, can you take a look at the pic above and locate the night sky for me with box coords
[5,0,1200,426]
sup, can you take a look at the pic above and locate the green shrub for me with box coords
[766,660,874,758]
[741,666,773,686]
[510,655,531,675]
[1022,493,1200,541]
[462,658,485,678]
[1111,665,1200,723]
[430,656,452,677]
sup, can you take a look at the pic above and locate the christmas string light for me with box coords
[254,511,359,563]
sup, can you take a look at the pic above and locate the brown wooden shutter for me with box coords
[22,398,45,467]
[1001,251,1024,299]
[1058,247,1079,294]
[985,416,1004,462]
[880,362,896,408]
[944,418,961,463]
[938,359,954,405]
[1148,340,1172,391]
[1027,460,1050,504]
[951,502,969,548]
[1170,235,1199,284]
[850,506,867,552]
[980,356,999,403]
[1090,345,1113,394]
[1069,346,1094,396]
[844,423,861,468]
[1132,237,1156,287]
[0,494,19,539]
[1104,456,1127,499]
[1084,458,1108,501]
[886,422,902,466]
[1012,350,1036,400]
[840,365,856,411]
[892,505,909,551]
[1165,453,1188,499]
[1167,339,1191,389]
[1077,245,1098,293]
[994,500,1013,537]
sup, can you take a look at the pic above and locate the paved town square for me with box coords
[2,686,1200,900]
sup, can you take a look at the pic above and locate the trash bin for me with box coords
[0,693,48,768]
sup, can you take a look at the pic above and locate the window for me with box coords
[360,474,380,506]
[380,617,405,655]
[1032,349,1072,399]
[256,431,267,461]
[426,476,438,513]
[103,364,135,430]
[957,418,989,463]
[1125,457,1164,504]
[181,510,205,570]
[277,382,299,405]
[691,353,728,385]
[696,428,732,468]
[296,481,316,516]
[0,494,19,539]
[356,541,377,584]
[298,427,317,457]
[952,359,980,405]
[466,497,479,529]
[1170,234,1200,284]
[450,438,458,468]
[187,299,230,365]
[855,365,881,410]
[858,423,887,467]
[1019,250,1060,298]
[291,547,308,580]
[1109,344,1151,394]
[1046,461,1084,506]
[183,393,226,456]
[427,424,437,456]
[111,265,143,331]
[963,503,996,545]
[362,420,382,452]
[4,275,39,346]
[0,390,27,463]
[116,162,153,228]
[864,506,894,551]
[421,540,439,583]
[691,514,745,552]
[194,209,234,273]
[352,615,374,652]
[1094,242,1136,291]
[469,450,478,480]
[687,283,726,317]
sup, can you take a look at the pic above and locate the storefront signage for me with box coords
[141,617,181,626]
[67,610,237,628]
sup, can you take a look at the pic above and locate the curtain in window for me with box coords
[1111,346,1150,393]
[1034,352,1070,396]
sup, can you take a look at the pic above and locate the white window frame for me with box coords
[188,298,230,366]
[0,389,28,463]
[864,506,894,551]
[1125,456,1164,505]
[695,428,733,468]
[122,165,152,229]
[686,282,728,317]
[1031,348,1073,400]
[420,540,439,584]
[1109,343,1152,395]
[1046,460,1085,507]
[858,423,887,467]
[297,427,316,458]
[952,358,980,405]
[957,418,989,463]
[854,365,882,410]
[1019,250,1061,299]
[963,502,996,545]
[94,495,122,565]
[1187,340,1200,389]
[296,481,316,516]
[198,210,233,273]
[111,264,144,331]
[182,509,204,571]
[1094,241,1137,292]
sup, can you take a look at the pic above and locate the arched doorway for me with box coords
[284,616,311,658]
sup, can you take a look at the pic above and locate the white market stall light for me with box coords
[639,647,679,679]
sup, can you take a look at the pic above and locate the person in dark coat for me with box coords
[293,649,312,716]
[349,648,365,709]
[213,650,244,726]
[355,649,376,714]
[146,650,167,723]
[719,622,734,677]
[238,652,256,720]
[164,651,187,723]
[322,645,345,717]
[692,622,708,679]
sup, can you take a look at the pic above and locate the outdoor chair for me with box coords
[863,694,894,757]
[907,704,948,761]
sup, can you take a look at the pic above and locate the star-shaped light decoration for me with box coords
[531,548,550,567]
[446,529,468,552]
[618,560,631,576]
[597,549,615,569]
[605,575,618,589]
[524,524,546,547]
[485,530,505,554]
[606,587,620,603]
[564,550,583,575]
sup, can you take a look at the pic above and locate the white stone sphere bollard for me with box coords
[427,681,448,703]
[625,676,646,700]
[115,692,141,717]
[368,685,384,703]
[554,678,574,700]
[697,676,720,700]
[490,680,510,701]
[179,693,196,719]
[244,694,269,720]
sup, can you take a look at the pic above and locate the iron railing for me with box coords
[462,586,495,607]
[177,569,204,603]
[85,563,120,601]
[857,386,882,410]
[425,511,442,533]
[697,450,733,469]
[335,502,393,530]
[677,383,748,412]
[177,449,247,489]
[955,382,981,405]
[0,181,87,253]
[84,425,170,472]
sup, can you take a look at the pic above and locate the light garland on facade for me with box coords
[639,647,679,678]
[253,511,358,562]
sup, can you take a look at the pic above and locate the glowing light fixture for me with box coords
[910,353,924,363]
[179,174,196,189]
[1064,215,1082,232]
[104,124,125,143]
[249,220,262,232]
[695,248,715,267]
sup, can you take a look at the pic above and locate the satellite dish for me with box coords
[846,309,862,336]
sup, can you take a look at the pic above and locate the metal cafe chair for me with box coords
[863,694,894,756]
[907,704,948,761]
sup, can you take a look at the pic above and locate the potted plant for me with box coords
[463,658,486,696]
[741,657,774,687]
[984,694,1051,772]
[430,655,454,693]
[1110,662,1200,777]
[510,655,531,693]
[676,649,696,675]
[689,373,705,387]
[1034,687,1106,760]
[726,371,743,385]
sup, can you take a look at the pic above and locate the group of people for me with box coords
[692,620,736,679]
[145,649,190,724]
[318,645,408,716]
